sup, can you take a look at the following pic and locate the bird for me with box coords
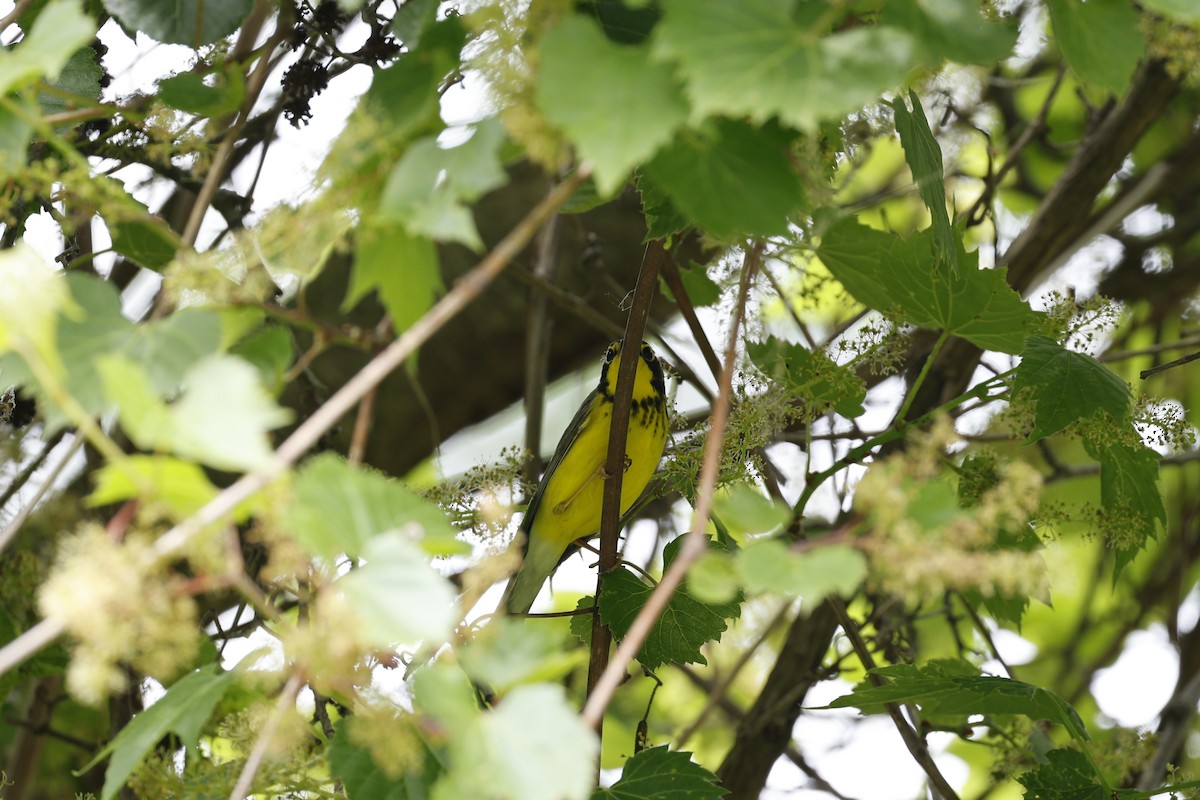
[502,340,670,614]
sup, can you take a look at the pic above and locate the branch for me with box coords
[586,241,666,716]
[582,241,761,728]
[228,670,304,800]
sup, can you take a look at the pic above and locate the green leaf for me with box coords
[1084,437,1165,574]
[413,662,480,738]
[538,15,688,195]
[1141,0,1200,22]
[674,265,720,307]
[158,67,246,117]
[392,0,440,47]
[1013,336,1131,441]
[0,0,96,94]
[0,244,77,375]
[746,336,867,418]
[40,47,105,120]
[712,482,790,535]
[230,324,294,392]
[599,541,740,669]
[1017,748,1107,800]
[642,120,804,238]
[816,219,1037,354]
[336,533,458,646]
[687,550,741,606]
[78,664,235,800]
[284,453,462,560]
[100,354,291,472]
[891,91,957,277]
[89,456,221,519]
[102,0,254,47]
[827,659,1090,744]
[108,216,182,271]
[378,119,507,250]
[1045,0,1144,95]
[328,718,441,800]
[0,101,33,179]
[736,540,867,605]
[459,617,585,695]
[881,0,1017,66]
[592,745,726,800]
[652,0,917,130]
[347,223,441,332]
[433,685,598,800]
[637,172,689,240]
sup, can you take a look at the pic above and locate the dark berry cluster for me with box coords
[281,58,331,127]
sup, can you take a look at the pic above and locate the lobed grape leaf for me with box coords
[642,120,804,239]
[817,220,1037,354]
[1013,336,1131,441]
[538,16,688,196]
[593,745,726,800]
[652,0,917,131]
[828,659,1090,744]
[1017,748,1109,800]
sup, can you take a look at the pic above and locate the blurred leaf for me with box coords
[100,354,291,472]
[392,0,440,47]
[687,550,740,606]
[412,661,480,738]
[1017,748,1107,800]
[817,219,1037,354]
[89,456,222,519]
[1013,337,1131,441]
[230,324,294,392]
[347,223,440,332]
[0,0,95,94]
[284,453,463,560]
[337,533,458,646]
[78,664,234,800]
[746,336,867,418]
[828,659,1090,744]
[102,0,253,47]
[1045,0,1143,95]
[736,540,867,605]
[434,685,598,800]
[668,265,720,308]
[891,90,957,276]
[712,482,790,535]
[378,119,507,249]
[0,244,77,375]
[592,745,725,800]
[108,215,182,271]
[637,172,689,240]
[642,120,804,238]
[538,15,687,195]
[158,67,245,117]
[882,0,1017,66]
[0,101,33,178]
[40,46,105,120]
[459,617,585,695]
[653,0,916,130]
[329,719,441,800]
[1140,0,1200,21]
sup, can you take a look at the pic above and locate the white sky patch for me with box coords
[1092,624,1179,728]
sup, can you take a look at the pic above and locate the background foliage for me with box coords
[2,0,1200,798]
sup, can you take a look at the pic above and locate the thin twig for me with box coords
[0,165,594,680]
[828,596,961,800]
[0,0,33,33]
[1140,349,1200,380]
[0,435,83,557]
[228,670,304,800]
[582,241,762,728]
[586,242,667,719]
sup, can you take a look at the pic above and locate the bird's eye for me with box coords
[641,343,654,360]
[605,344,618,362]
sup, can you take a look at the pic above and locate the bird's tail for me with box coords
[501,528,567,614]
